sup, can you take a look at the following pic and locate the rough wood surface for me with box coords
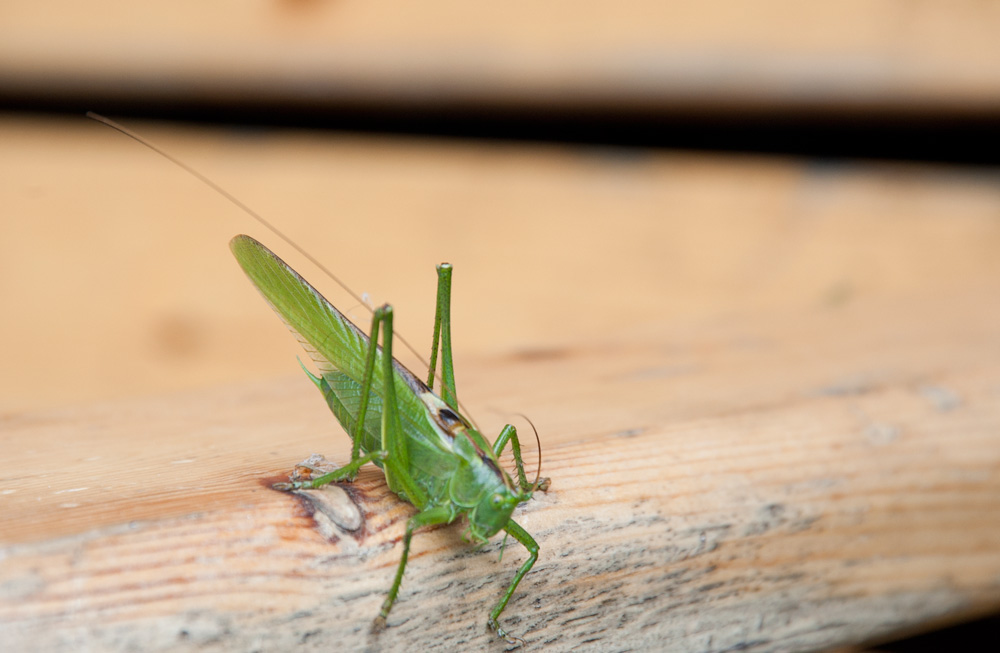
[2,280,1000,651]
[2,1,999,114]
[2,117,1000,650]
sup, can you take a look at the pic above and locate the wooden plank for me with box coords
[5,115,1000,411]
[1,272,999,650]
[2,117,1000,650]
[1,2,999,113]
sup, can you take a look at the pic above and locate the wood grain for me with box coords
[2,280,999,651]
[2,117,1000,650]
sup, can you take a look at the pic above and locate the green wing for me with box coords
[230,235,450,462]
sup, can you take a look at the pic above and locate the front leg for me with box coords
[488,519,539,647]
[493,425,551,493]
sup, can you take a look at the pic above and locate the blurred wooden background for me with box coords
[2,2,999,651]
[3,1,1000,115]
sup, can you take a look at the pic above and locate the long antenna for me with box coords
[86,111,431,375]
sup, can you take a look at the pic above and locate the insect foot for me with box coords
[488,617,526,648]
[271,453,341,490]
[371,615,387,634]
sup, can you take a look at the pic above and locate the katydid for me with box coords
[86,112,549,645]
[231,236,548,645]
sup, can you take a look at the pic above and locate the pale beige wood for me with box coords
[1,1,999,113]
[1,278,999,651]
[2,116,1000,650]
[5,116,1000,411]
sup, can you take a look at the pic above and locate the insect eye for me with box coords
[491,494,503,507]
[439,408,461,425]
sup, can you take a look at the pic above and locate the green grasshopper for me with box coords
[232,239,549,644]
[87,113,548,643]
